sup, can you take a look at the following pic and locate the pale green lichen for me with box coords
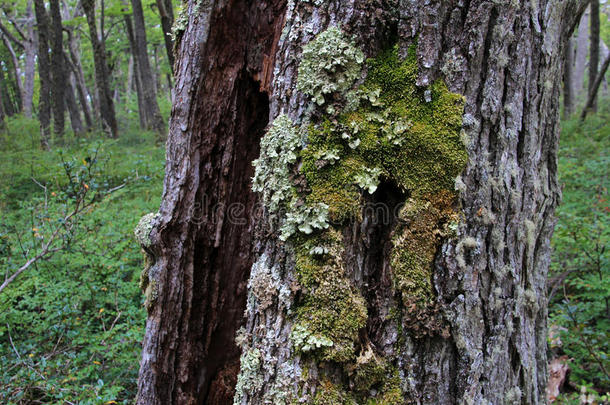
[134,212,158,249]
[293,229,368,363]
[135,213,161,310]
[171,4,189,41]
[297,26,365,106]
[252,114,302,212]
[280,201,330,241]
[248,254,279,311]
[504,386,522,404]
[290,323,335,353]
[524,219,536,251]
[139,261,162,310]
[251,114,331,241]
[233,348,264,405]
[354,167,382,194]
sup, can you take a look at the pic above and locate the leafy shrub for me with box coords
[0,126,163,403]
[549,100,610,399]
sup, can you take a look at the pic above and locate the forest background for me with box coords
[0,0,607,403]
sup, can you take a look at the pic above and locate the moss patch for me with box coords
[251,27,467,403]
[300,45,466,221]
[391,190,460,301]
[293,44,466,349]
[292,229,368,363]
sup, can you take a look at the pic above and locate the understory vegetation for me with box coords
[0,113,165,403]
[548,100,609,403]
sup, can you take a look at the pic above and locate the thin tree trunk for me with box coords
[0,85,5,130]
[153,45,160,95]
[64,64,84,136]
[82,0,118,137]
[601,39,609,96]
[23,1,36,118]
[155,0,174,70]
[588,0,600,112]
[123,14,146,129]
[0,31,24,114]
[63,3,93,131]
[127,55,134,96]
[575,9,589,97]
[49,0,65,139]
[65,30,93,130]
[0,68,13,116]
[33,0,51,149]
[130,0,165,137]
[564,38,575,118]
[136,1,589,404]
[581,51,610,120]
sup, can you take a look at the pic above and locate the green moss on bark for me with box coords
[250,27,467,403]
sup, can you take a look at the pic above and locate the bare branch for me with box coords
[0,200,83,294]
[0,20,24,49]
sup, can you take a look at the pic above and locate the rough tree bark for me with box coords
[136,1,588,404]
[33,0,51,149]
[82,0,118,138]
[130,0,165,137]
[588,0,600,112]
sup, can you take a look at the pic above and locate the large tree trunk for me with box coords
[588,0,600,112]
[33,0,51,149]
[82,0,118,138]
[136,1,588,404]
[130,0,165,137]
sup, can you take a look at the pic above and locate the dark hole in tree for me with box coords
[348,181,406,353]
[192,73,269,405]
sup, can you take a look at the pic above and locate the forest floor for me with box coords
[0,100,607,403]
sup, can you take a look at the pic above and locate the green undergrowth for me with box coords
[549,101,610,402]
[0,118,164,404]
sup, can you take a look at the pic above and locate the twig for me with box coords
[6,324,47,381]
